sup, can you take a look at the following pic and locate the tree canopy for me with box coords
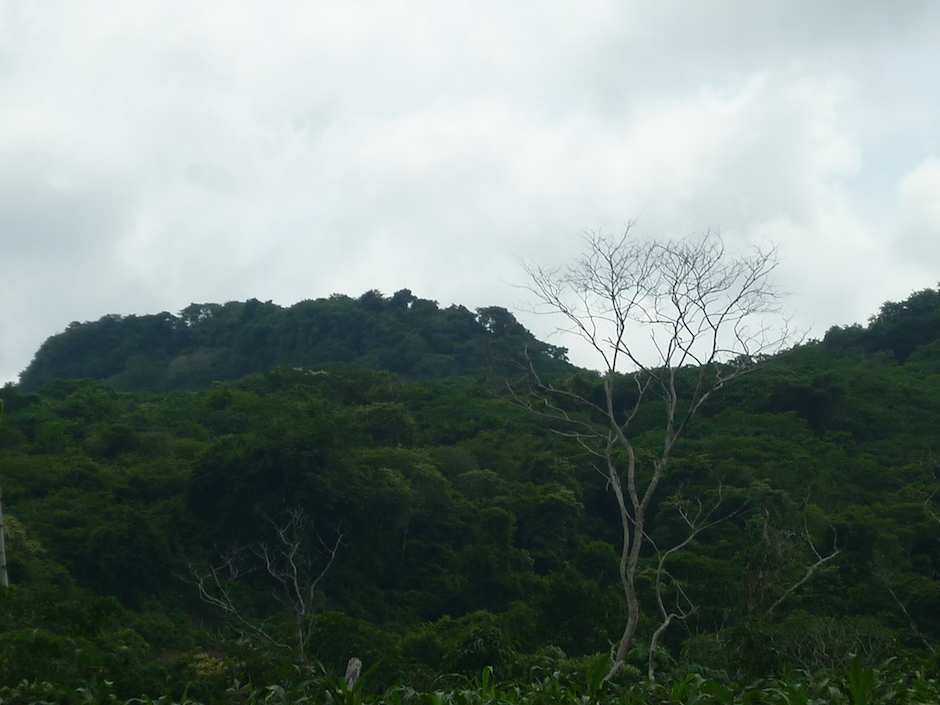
[18,290,572,392]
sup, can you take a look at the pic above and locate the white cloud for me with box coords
[2,0,940,381]
[896,156,940,268]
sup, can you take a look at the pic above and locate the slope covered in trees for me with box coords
[18,290,572,392]
[0,286,940,702]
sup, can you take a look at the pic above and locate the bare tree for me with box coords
[520,227,791,681]
[186,509,344,663]
[741,491,840,617]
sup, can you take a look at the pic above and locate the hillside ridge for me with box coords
[18,289,573,392]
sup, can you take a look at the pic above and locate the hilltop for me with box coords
[18,289,572,392]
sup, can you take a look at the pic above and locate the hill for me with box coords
[18,289,573,392]
[1,285,940,700]
[821,286,940,364]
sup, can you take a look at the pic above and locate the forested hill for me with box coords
[18,289,573,392]
[3,286,940,701]
[821,286,940,363]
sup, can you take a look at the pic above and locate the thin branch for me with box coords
[767,530,840,615]
[184,509,344,662]
[646,487,740,680]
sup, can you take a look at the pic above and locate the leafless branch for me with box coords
[645,487,740,680]
[767,528,840,615]
[184,509,344,663]
[183,549,287,650]
[872,558,937,652]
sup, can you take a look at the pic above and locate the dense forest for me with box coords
[2,286,940,704]
[17,290,572,393]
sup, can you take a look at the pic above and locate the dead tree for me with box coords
[520,227,790,681]
[741,490,840,617]
[187,509,343,663]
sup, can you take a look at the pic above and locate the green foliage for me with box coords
[19,293,572,393]
[820,287,938,360]
[5,285,940,699]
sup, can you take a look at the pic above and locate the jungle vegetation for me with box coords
[2,285,940,703]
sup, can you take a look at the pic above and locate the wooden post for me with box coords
[344,657,362,690]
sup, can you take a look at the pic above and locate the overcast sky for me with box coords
[2,1,940,383]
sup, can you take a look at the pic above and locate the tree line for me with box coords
[17,291,571,393]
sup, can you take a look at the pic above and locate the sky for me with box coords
[2,1,940,383]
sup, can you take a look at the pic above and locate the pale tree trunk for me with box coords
[607,462,640,678]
